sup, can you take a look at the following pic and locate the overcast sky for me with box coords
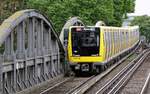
[135,0,150,15]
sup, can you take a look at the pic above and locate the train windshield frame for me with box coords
[71,27,100,56]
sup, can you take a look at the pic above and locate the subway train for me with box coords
[67,26,139,74]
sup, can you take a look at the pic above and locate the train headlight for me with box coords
[75,64,80,70]
[74,50,78,53]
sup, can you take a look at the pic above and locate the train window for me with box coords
[113,30,116,54]
[121,30,123,49]
[105,32,109,59]
[113,32,115,45]
[125,31,128,47]
[122,30,124,41]
[118,29,120,51]
[108,31,111,58]
[113,32,115,54]
[115,32,117,43]
[117,30,119,52]
[111,31,113,56]
[110,31,113,56]
[71,27,100,56]
[119,30,121,52]
[116,31,118,52]
[64,29,69,39]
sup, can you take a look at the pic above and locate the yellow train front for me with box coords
[67,26,139,74]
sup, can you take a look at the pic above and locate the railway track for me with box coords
[119,50,150,94]
[140,73,150,94]
[39,45,142,94]
[83,49,144,94]
[40,76,94,94]
[94,49,149,94]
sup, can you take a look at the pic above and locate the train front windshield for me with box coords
[71,27,100,56]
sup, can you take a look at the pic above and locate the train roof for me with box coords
[99,26,139,29]
[69,26,139,30]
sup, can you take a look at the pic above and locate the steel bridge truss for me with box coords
[0,9,66,94]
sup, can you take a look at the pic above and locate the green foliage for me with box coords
[26,0,115,33]
[112,0,124,26]
[0,0,135,33]
[0,0,26,23]
[112,0,135,26]
[26,0,135,32]
[125,0,135,13]
[131,15,150,42]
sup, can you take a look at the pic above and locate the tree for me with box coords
[0,0,136,33]
[27,0,114,33]
[0,0,26,23]
[112,0,135,26]
[131,15,150,42]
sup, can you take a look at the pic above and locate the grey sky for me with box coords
[135,0,150,15]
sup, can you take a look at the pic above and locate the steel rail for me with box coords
[40,78,72,94]
[66,76,95,94]
[108,50,149,94]
[95,49,150,94]
[140,72,150,94]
